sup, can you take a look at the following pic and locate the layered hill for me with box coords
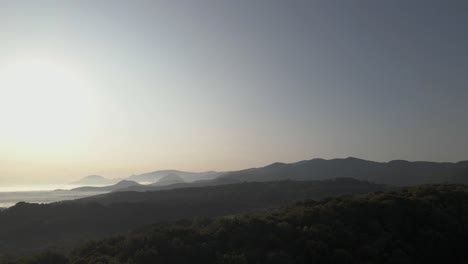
[0,178,384,254]
[117,158,468,193]
[70,180,141,192]
[69,157,468,194]
[127,170,221,184]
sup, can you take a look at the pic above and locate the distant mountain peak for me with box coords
[114,180,138,186]
[150,173,185,187]
[82,175,106,180]
[71,175,120,186]
[128,170,221,184]
[265,162,287,168]
[113,180,140,188]
[159,173,185,183]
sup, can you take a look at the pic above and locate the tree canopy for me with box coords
[3,184,468,264]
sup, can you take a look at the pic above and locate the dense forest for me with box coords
[2,184,468,264]
[0,179,384,254]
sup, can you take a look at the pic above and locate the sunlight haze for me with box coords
[1,0,467,185]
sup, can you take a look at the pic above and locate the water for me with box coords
[0,184,97,192]
[0,185,109,208]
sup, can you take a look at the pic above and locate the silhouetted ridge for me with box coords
[264,162,287,169]
[71,180,140,192]
[220,157,468,185]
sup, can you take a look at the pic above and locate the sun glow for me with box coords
[0,57,99,152]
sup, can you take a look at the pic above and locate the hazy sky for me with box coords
[0,0,467,184]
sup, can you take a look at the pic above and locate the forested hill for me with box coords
[0,178,383,254]
[219,157,468,186]
[6,184,468,264]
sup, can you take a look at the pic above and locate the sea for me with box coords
[0,184,108,208]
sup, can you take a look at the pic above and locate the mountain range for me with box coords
[219,157,468,186]
[72,170,222,187]
[126,170,221,184]
[70,158,468,193]
[2,157,468,255]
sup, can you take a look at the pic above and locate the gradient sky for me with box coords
[0,0,467,184]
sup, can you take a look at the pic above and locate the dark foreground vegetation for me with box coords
[2,184,468,264]
[0,179,383,254]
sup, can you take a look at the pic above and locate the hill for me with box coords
[117,177,241,192]
[0,178,383,254]
[127,170,221,184]
[150,173,185,187]
[70,175,120,186]
[7,184,468,264]
[220,157,468,186]
[70,180,141,192]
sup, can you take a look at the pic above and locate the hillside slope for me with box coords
[8,184,468,264]
[0,178,383,254]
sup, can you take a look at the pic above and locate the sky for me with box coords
[0,0,467,184]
